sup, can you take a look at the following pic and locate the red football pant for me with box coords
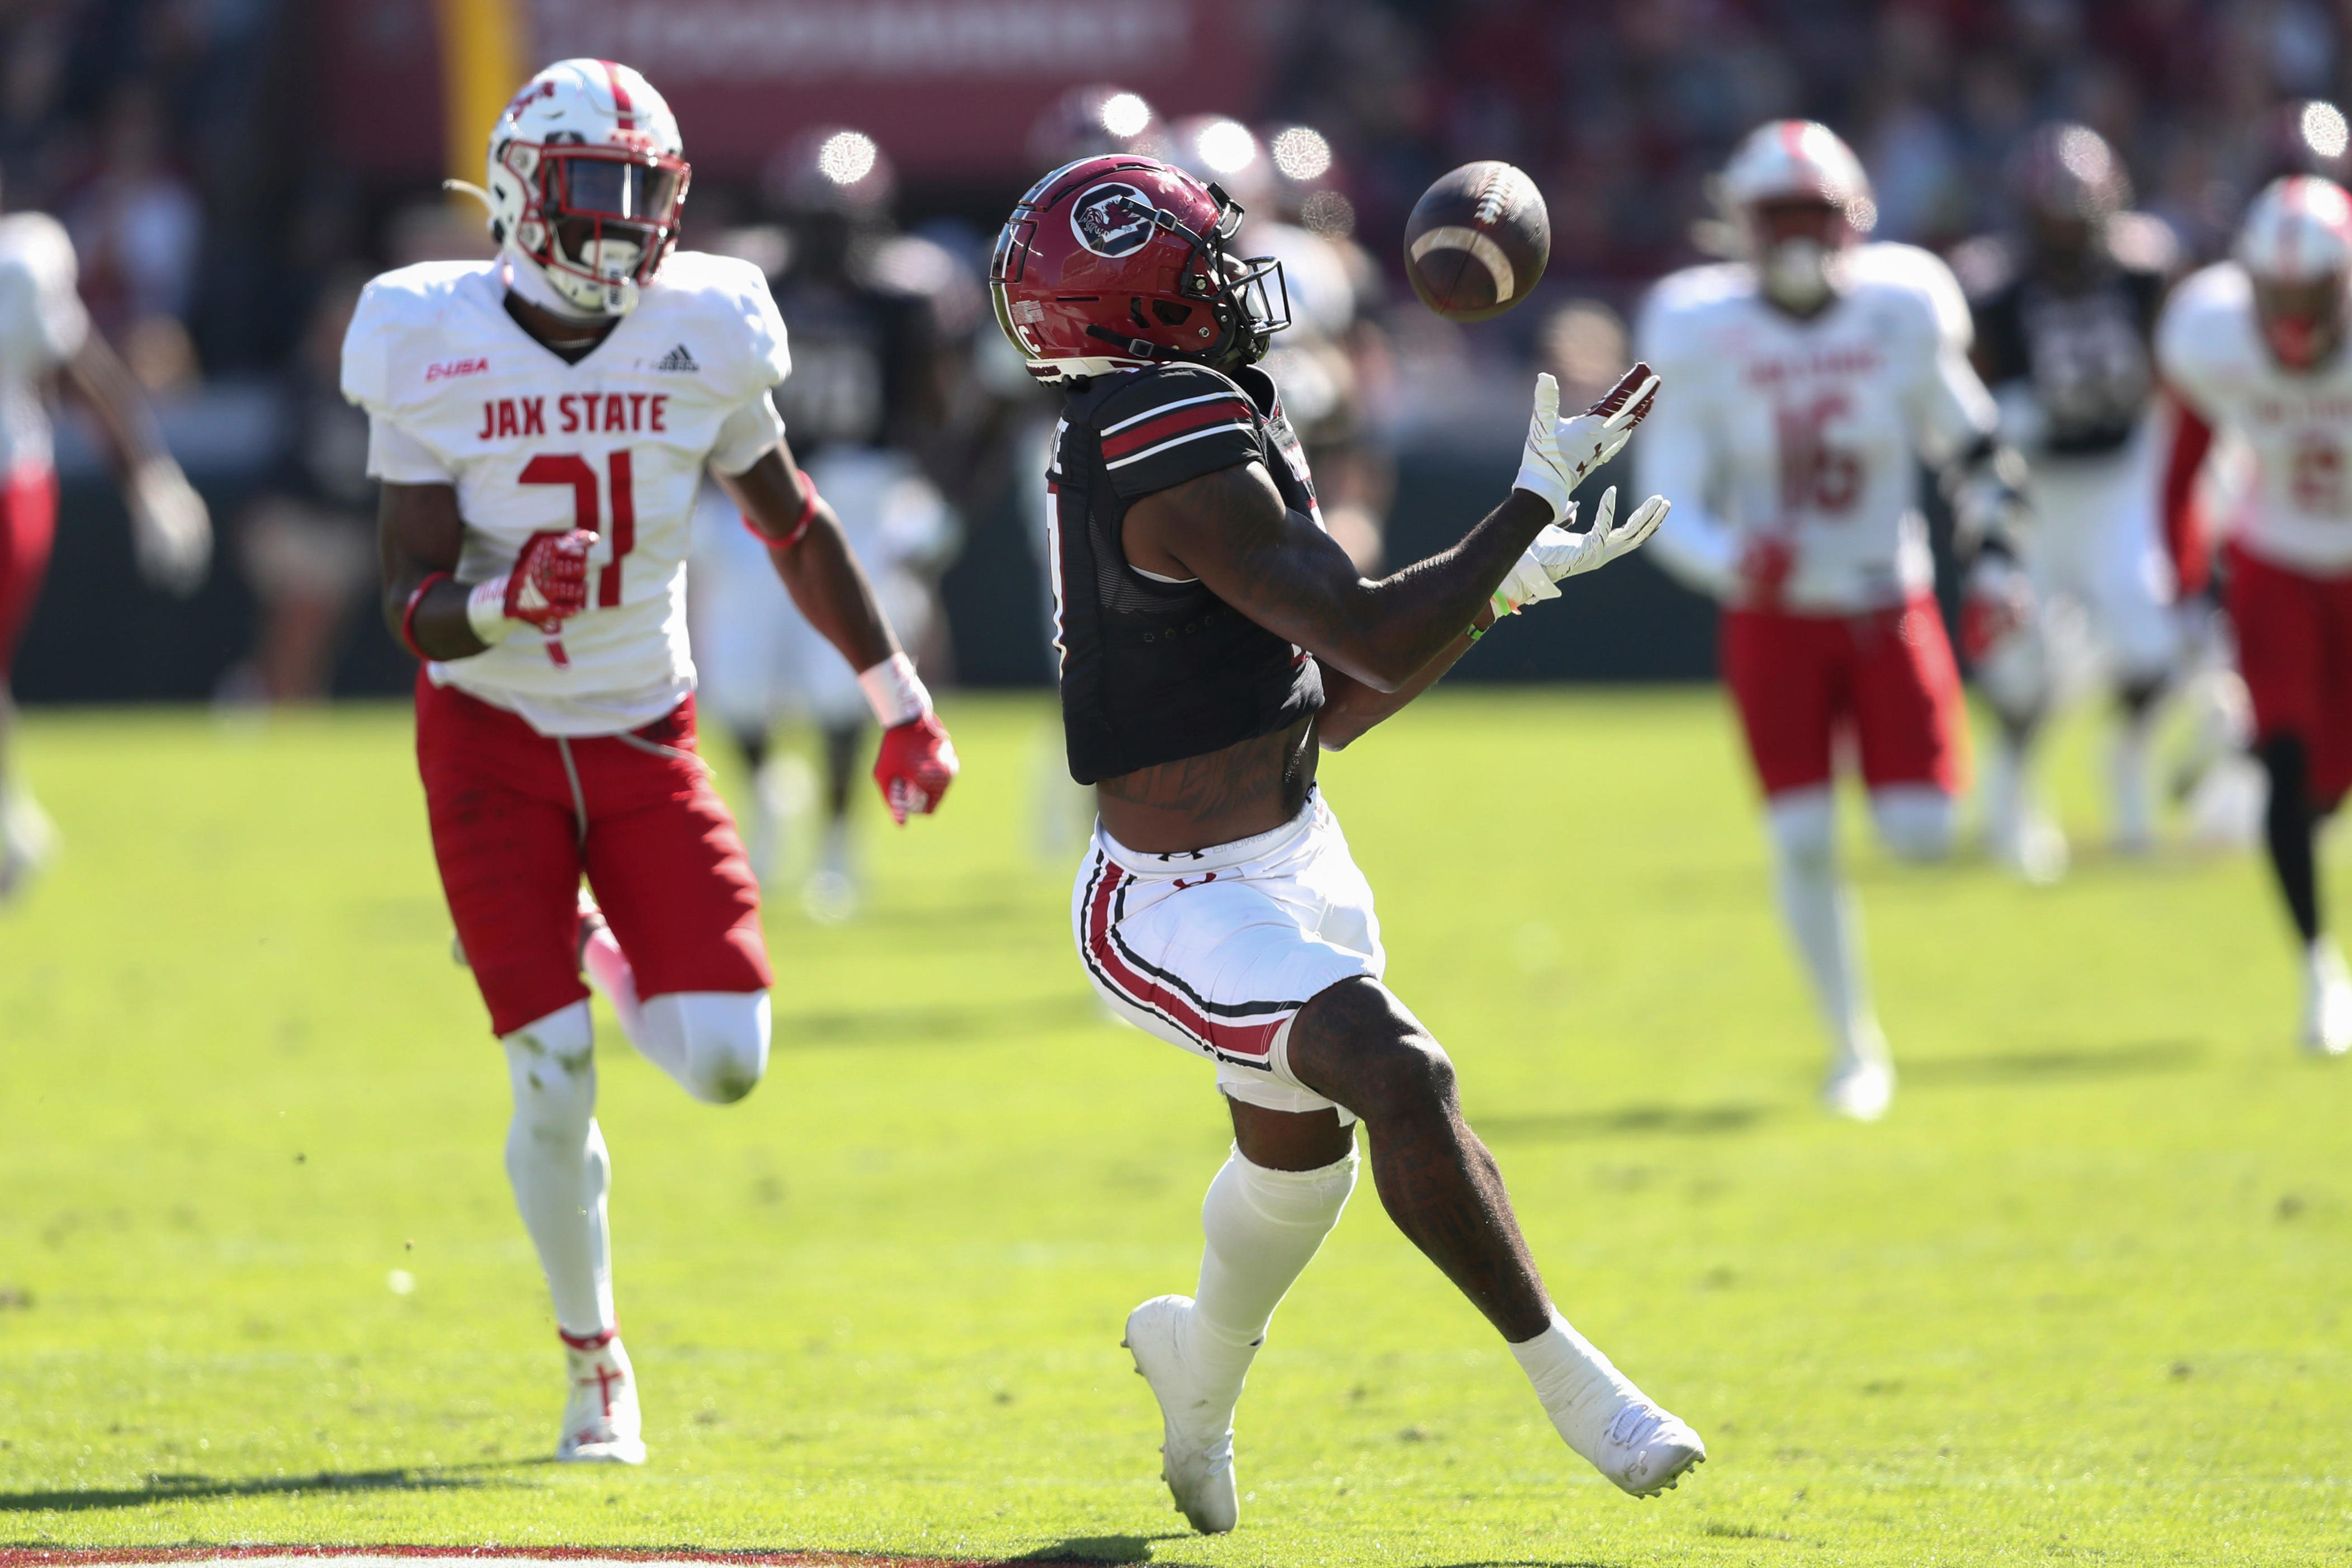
[2228,542,2352,805]
[0,467,58,679]
[1722,596,1970,799]
[415,673,772,1037]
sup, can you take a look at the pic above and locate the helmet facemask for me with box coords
[2254,272,2350,371]
[501,137,689,318]
[1090,182,1291,372]
[1750,197,1853,316]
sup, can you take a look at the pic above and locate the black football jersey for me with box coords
[1973,261,2168,457]
[1047,361,1325,785]
[768,275,935,456]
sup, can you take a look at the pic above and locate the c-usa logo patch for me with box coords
[1071,183,1157,258]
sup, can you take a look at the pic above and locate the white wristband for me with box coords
[466,576,515,645]
[857,652,931,728]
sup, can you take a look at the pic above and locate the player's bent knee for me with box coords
[1766,787,1836,871]
[1871,785,1955,863]
[1290,978,1456,1126]
[646,990,771,1104]
[501,1000,596,1144]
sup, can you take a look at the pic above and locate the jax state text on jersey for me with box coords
[342,250,791,735]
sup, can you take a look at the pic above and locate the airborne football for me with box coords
[1403,159,1552,320]
[8,7,2352,1568]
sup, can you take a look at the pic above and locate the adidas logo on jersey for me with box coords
[652,343,700,372]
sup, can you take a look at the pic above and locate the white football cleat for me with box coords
[1123,1295,1239,1534]
[2301,939,2352,1058]
[1583,1397,1707,1498]
[557,1330,646,1465]
[1822,1055,1895,1122]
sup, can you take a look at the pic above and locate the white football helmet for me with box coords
[2237,174,2352,282]
[483,59,689,318]
[1722,120,1873,225]
[1722,120,1874,313]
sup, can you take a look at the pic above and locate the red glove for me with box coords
[873,711,959,825]
[504,528,598,632]
[1959,555,2033,664]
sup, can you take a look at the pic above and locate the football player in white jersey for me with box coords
[2157,176,2352,1055]
[1639,121,2032,1120]
[343,59,958,1465]
[0,194,210,897]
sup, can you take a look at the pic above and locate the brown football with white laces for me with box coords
[1403,161,1551,322]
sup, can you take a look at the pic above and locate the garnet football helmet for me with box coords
[989,155,1291,385]
[2010,122,2131,225]
[482,59,689,318]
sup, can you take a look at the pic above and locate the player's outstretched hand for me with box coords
[1490,486,1671,617]
[874,712,958,825]
[1960,551,2037,664]
[128,458,211,598]
[1513,365,1662,523]
[504,527,599,632]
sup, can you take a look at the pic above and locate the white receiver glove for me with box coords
[1490,486,1673,617]
[1513,364,1663,524]
[127,458,211,598]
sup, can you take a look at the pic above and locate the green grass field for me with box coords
[3,689,2348,1565]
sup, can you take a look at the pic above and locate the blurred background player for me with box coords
[1958,125,2184,866]
[351,59,956,1466]
[219,274,376,704]
[2158,176,2352,1056]
[0,181,210,899]
[688,128,958,918]
[1639,121,2032,1121]
[1165,115,1391,572]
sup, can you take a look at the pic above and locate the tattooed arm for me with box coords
[1313,605,1496,751]
[1123,461,1552,694]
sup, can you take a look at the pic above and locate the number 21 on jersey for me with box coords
[521,450,637,606]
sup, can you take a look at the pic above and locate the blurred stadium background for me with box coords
[11,0,2342,708]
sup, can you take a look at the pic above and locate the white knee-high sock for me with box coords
[1510,1307,1659,1467]
[1766,789,1881,1066]
[583,924,771,1107]
[639,991,772,1104]
[500,1002,615,1340]
[1188,1145,1358,1419]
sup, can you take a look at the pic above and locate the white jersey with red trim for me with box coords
[0,212,89,478]
[1636,242,1999,613]
[2158,261,2352,577]
[342,252,789,735]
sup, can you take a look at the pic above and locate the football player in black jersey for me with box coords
[1961,124,2186,867]
[993,156,1703,1529]
[698,129,960,916]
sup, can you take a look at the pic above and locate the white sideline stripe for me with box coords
[1099,389,1239,434]
[1409,224,1515,303]
[1102,421,1253,470]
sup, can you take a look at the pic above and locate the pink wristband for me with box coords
[745,469,822,550]
[399,571,451,659]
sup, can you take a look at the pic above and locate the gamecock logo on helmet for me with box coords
[1071,183,1156,257]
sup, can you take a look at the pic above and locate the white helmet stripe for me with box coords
[2238,174,2352,283]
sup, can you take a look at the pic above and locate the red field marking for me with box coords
[0,1552,1112,1568]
